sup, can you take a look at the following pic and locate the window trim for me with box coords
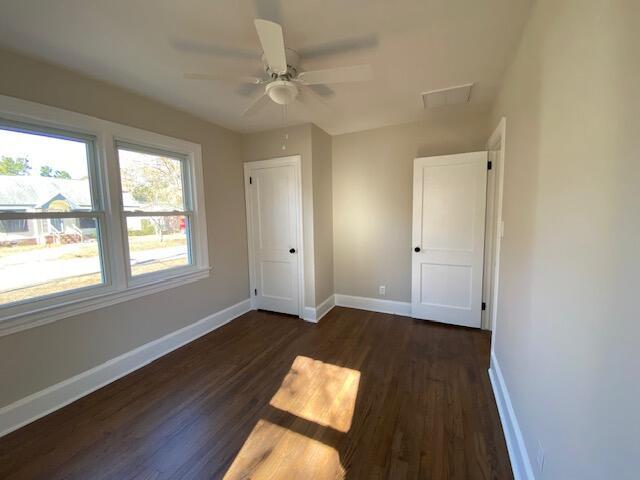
[0,94,209,337]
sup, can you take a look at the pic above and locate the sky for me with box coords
[0,129,89,179]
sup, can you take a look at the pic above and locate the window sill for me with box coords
[0,267,211,337]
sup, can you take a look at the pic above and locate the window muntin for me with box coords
[0,122,106,307]
[116,143,194,279]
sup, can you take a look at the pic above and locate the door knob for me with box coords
[414,246,421,252]
[289,248,296,254]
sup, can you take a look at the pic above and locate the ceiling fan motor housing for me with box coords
[262,48,301,79]
[266,80,299,105]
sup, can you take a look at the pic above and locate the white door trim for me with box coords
[486,118,507,341]
[243,155,305,318]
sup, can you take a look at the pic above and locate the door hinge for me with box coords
[249,176,253,184]
[482,302,487,311]
[254,288,257,296]
[487,160,493,170]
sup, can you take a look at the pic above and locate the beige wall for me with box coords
[331,110,490,302]
[0,49,249,408]
[491,1,639,478]
[310,125,334,305]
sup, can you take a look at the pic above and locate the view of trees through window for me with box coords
[0,155,71,179]
[117,147,190,277]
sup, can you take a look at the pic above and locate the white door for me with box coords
[245,157,302,316]
[411,152,488,328]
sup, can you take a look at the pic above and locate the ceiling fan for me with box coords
[184,19,374,117]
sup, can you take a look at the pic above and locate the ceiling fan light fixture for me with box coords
[266,80,298,105]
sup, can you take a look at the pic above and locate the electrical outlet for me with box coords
[536,440,545,473]
[379,285,386,296]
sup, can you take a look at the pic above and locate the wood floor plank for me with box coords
[0,307,512,479]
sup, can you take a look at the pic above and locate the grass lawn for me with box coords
[58,236,186,259]
[0,234,186,260]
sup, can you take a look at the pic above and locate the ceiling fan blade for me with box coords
[254,19,288,75]
[298,34,379,59]
[242,92,271,117]
[297,86,331,113]
[306,84,335,97]
[184,73,265,84]
[296,64,373,85]
[171,38,261,60]
[253,0,283,24]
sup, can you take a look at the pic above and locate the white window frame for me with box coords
[0,95,209,337]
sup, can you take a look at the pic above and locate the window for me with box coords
[116,144,192,279]
[0,122,106,307]
[0,218,29,233]
[0,95,208,335]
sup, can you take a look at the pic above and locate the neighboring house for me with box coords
[0,176,140,245]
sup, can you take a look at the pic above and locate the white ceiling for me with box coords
[0,0,531,135]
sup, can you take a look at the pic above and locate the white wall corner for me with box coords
[0,298,252,438]
[334,294,411,316]
[488,351,536,480]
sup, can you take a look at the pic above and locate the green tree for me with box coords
[40,165,72,179]
[0,156,31,176]
[120,157,182,208]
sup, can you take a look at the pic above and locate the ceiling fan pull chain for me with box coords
[281,104,288,150]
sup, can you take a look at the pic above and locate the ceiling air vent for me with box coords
[422,83,474,108]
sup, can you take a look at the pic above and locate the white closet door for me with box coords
[411,152,487,328]
[246,160,301,316]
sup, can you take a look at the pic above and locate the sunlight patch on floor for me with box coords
[269,355,361,433]
[223,356,361,479]
[223,419,345,480]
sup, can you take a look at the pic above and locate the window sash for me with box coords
[0,120,109,310]
[115,142,196,281]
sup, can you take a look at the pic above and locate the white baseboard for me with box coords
[301,294,336,323]
[0,298,251,438]
[489,351,536,480]
[334,293,412,316]
[315,294,335,322]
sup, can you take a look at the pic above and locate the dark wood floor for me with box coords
[0,307,512,479]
